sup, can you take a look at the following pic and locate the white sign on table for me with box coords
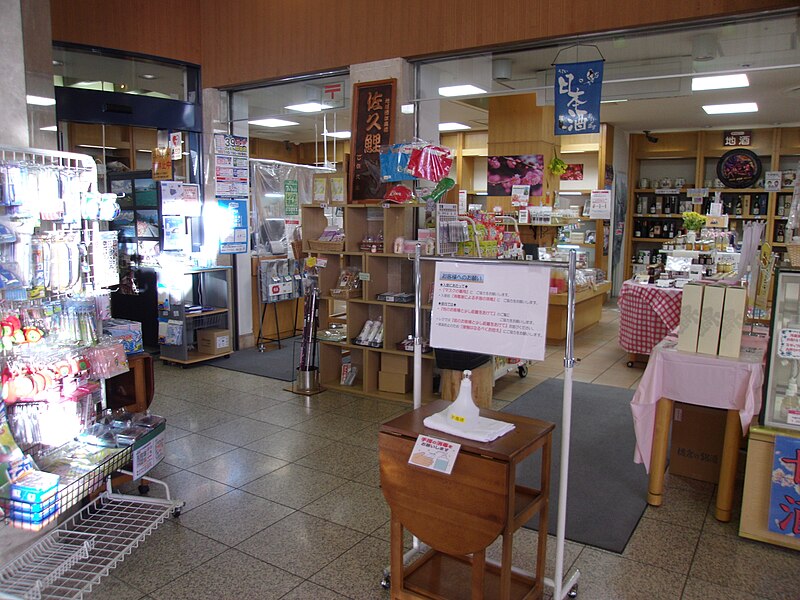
[589,189,612,219]
[430,261,550,361]
[132,431,166,480]
[408,434,461,475]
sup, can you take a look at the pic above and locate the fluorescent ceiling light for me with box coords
[136,149,153,153]
[76,144,118,150]
[248,118,299,127]
[401,103,415,114]
[438,84,487,97]
[285,102,328,113]
[139,74,157,80]
[26,95,56,106]
[438,122,471,132]
[40,125,57,132]
[600,98,628,104]
[702,102,758,115]
[323,130,351,139]
[692,73,749,91]
[558,191,584,196]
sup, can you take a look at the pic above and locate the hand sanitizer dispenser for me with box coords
[444,370,480,430]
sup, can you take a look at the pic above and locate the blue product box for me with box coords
[10,470,60,504]
[10,491,58,515]
[103,318,144,355]
[9,501,59,530]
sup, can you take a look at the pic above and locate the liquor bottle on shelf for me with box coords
[663,196,672,214]
[634,220,642,238]
[649,197,657,214]
[752,195,761,216]
[735,196,743,216]
[777,196,786,217]
[648,220,655,238]
[776,222,786,244]
[652,222,661,238]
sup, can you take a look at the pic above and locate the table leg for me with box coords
[647,397,674,506]
[471,548,485,600]
[390,514,403,599]
[715,409,742,522]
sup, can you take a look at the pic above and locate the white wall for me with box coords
[0,0,29,147]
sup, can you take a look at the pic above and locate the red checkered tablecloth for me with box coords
[618,281,683,355]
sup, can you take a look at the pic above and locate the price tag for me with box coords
[358,272,371,281]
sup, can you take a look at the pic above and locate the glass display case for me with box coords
[763,268,800,432]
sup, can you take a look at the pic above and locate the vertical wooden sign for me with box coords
[349,78,396,203]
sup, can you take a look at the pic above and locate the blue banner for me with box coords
[554,60,604,135]
[217,198,249,254]
[768,434,800,537]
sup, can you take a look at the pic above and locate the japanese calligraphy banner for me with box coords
[768,434,800,537]
[350,79,396,203]
[430,261,550,361]
[554,60,604,136]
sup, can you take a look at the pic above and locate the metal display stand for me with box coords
[395,246,581,599]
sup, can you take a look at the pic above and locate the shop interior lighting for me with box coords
[702,102,758,115]
[323,130,351,139]
[401,104,415,114]
[77,144,119,150]
[438,122,472,131]
[139,74,158,80]
[600,98,628,104]
[26,95,56,106]
[40,125,57,132]
[558,191,584,196]
[692,73,749,91]
[285,102,329,113]
[438,84,487,97]
[248,118,299,127]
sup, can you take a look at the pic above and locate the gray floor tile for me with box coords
[280,581,349,600]
[570,547,686,600]
[295,441,378,479]
[84,575,147,600]
[302,481,390,534]
[241,464,347,509]
[187,447,287,487]
[154,470,233,511]
[148,395,193,418]
[290,413,374,441]
[199,417,284,446]
[643,484,712,530]
[309,537,392,600]
[163,434,235,469]
[249,402,318,427]
[222,392,286,416]
[237,512,364,578]
[113,521,227,594]
[682,578,770,600]
[622,517,701,575]
[149,548,301,600]
[165,406,238,433]
[245,428,334,461]
[344,422,381,450]
[178,489,294,546]
[351,464,381,488]
[329,398,409,422]
[485,528,583,583]
[689,531,800,600]
[161,424,192,443]
[216,373,270,393]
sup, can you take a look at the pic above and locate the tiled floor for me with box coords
[67,304,799,599]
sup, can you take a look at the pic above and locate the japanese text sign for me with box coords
[409,434,461,475]
[723,130,752,147]
[350,79,396,202]
[589,189,612,219]
[778,329,800,359]
[217,198,248,254]
[769,434,800,537]
[430,261,550,361]
[554,60,604,135]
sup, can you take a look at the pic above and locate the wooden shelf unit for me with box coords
[302,202,438,403]
[625,127,800,279]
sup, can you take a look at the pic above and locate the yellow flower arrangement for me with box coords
[682,211,706,231]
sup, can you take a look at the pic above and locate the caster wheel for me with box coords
[138,484,150,495]
[380,575,391,590]
[518,364,528,378]
[626,361,635,368]
[568,584,578,598]
[172,508,182,518]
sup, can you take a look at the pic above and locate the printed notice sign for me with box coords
[409,435,461,475]
[768,434,800,536]
[589,189,612,219]
[430,261,550,361]
[778,329,800,359]
[132,431,165,480]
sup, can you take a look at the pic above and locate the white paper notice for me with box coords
[408,434,461,475]
[589,189,612,219]
[132,431,166,479]
[430,261,550,361]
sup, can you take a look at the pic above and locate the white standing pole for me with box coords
[413,244,423,410]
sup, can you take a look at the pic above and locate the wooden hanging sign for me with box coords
[349,78,396,203]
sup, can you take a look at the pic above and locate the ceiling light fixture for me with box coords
[600,98,628,104]
[438,122,472,132]
[139,74,157,80]
[285,102,328,113]
[76,144,118,150]
[558,191,584,196]
[438,84,487,97]
[248,118,299,127]
[26,95,56,106]
[40,125,57,132]
[323,131,351,139]
[692,73,749,91]
[52,59,63,67]
[702,102,758,115]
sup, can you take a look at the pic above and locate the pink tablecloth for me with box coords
[618,281,683,355]
[630,335,767,471]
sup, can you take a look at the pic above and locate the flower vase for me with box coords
[686,230,697,250]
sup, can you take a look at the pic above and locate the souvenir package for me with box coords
[406,145,454,182]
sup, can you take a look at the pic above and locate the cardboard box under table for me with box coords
[196,328,231,356]
[669,402,726,482]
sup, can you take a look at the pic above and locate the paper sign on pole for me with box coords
[589,189,611,219]
[430,261,550,361]
[169,132,182,160]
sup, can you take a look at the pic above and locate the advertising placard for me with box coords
[589,189,612,219]
[132,432,165,480]
[350,79,396,203]
[284,179,299,216]
[430,261,550,361]
[768,434,800,536]
[554,60,604,135]
[217,198,248,254]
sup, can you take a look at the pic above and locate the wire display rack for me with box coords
[0,491,179,600]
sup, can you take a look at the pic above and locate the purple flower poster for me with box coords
[487,155,544,197]
[768,434,800,537]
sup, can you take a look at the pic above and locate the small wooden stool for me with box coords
[440,361,493,408]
